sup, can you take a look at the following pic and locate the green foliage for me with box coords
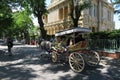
[0,0,36,39]
[0,0,24,37]
[18,0,47,39]
[108,29,120,39]
[0,0,13,33]
[29,25,38,36]
[12,10,33,34]
[13,11,33,29]
[26,0,47,16]
[11,10,34,43]
[110,0,120,14]
[90,29,120,39]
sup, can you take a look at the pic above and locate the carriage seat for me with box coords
[68,41,87,52]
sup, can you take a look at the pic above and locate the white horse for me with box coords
[40,40,52,51]
[40,40,53,60]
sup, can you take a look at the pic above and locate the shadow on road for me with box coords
[0,66,36,80]
[0,46,120,80]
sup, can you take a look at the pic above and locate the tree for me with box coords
[110,0,120,13]
[20,0,48,39]
[69,0,91,27]
[0,0,23,38]
[12,10,34,43]
[0,0,13,35]
[29,25,38,40]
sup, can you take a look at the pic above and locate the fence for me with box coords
[87,39,120,53]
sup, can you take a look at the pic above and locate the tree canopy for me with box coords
[0,0,39,40]
[110,0,120,14]
[0,0,13,33]
[18,0,48,39]
[12,10,34,43]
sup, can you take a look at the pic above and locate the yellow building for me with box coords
[43,0,115,35]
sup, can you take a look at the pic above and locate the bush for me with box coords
[90,29,120,39]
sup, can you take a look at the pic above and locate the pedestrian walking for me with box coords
[7,37,13,56]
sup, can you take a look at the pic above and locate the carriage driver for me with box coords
[75,33,85,43]
[52,36,67,51]
[59,36,66,47]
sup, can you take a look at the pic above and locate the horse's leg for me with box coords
[40,41,44,51]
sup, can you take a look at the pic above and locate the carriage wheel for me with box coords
[51,52,57,62]
[85,51,100,66]
[69,52,85,73]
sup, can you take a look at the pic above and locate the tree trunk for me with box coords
[73,19,79,27]
[38,15,46,39]
[24,30,30,44]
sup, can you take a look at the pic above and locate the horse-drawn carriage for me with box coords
[44,27,100,73]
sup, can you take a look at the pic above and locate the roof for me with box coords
[55,27,92,36]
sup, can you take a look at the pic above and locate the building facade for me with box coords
[43,0,115,35]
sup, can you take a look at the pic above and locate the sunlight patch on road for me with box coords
[30,69,77,80]
[13,45,37,48]
[98,63,110,73]
[0,59,24,66]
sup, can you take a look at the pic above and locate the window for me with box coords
[108,11,111,21]
[59,8,63,20]
[64,6,68,19]
[91,27,96,32]
[90,4,96,17]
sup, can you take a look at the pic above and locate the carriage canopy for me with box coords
[55,27,92,37]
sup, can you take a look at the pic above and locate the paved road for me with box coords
[0,45,120,80]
